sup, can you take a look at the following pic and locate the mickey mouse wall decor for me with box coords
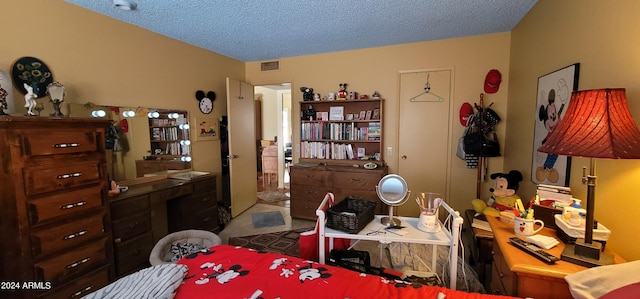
[195,90,216,114]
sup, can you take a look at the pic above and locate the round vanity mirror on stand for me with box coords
[376,174,411,226]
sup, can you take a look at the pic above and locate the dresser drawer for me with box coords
[19,128,101,157]
[190,207,219,231]
[149,184,192,203]
[291,198,322,220]
[290,168,332,187]
[28,185,104,226]
[110,194,149,219]
[112,211,151,243]
[491,241,517,295]
[193,177,217,194]
[41,266,110,299]
[186,192,217,211]
[333,172,382,191]
[115,232,153,276]
[23,161,103,196]
[290,185,330,203]
[31,212,107,259]
[34,238,109,284]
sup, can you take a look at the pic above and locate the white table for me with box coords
[316,194,463,290]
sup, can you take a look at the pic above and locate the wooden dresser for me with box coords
[0,117,113,298]
[487,215,625,298]
[289,163,388,220]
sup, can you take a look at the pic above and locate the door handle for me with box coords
[231,154,239,159]
[401,155,407,159]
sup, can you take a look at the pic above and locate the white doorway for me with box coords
[254,84,292,189]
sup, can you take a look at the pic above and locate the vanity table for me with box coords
[316,195,463,290]
[108,172,218,277]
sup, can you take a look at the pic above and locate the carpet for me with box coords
[251,211,286,228]
[257,189,290,203]
[228,227,313,257]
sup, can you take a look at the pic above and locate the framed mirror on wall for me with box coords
[68,103,192,181]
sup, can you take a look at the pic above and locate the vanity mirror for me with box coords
[68,103,192,181]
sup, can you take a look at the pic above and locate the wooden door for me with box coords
[397,68,453,217]
[226,77,257,217]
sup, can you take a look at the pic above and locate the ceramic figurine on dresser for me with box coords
[23,83,38,116]
[46,81,65,117]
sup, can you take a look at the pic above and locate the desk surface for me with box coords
[324,215,453,245]
[487,215,625,279]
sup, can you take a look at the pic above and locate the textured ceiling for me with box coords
[64,0,537,62]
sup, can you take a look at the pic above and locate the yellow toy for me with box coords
[472,170,523,217]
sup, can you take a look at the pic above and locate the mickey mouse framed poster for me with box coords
[531,63,580,186]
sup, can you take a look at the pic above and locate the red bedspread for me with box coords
[176,245,516,299]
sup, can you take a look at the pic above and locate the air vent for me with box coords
[261,61,279,71]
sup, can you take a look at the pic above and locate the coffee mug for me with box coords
[514,217,544,236]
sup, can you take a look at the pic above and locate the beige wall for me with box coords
[246,34,512,213]
[507,0,640,261]
[1,1,245,189]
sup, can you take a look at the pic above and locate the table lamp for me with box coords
[537,88,640,267]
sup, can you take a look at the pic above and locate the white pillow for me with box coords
[82,263,188,299]
[565,260,640,299]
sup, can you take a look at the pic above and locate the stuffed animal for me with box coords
[471,170,523,217]
[300,87,314,101]
[337,83,347,100]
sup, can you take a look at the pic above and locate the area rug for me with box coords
[257,189,290,203]
[251,211,286,228]
[228,227,313,257]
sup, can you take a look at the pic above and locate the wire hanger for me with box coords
[409,73,445,102]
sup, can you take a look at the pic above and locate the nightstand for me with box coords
[486,215,625,298]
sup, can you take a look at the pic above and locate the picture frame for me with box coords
[531,63,580,186]
[195,117,219,141]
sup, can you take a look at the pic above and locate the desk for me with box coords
[463,210,494,288]
[487,215,625,298]
[316,194,463,290]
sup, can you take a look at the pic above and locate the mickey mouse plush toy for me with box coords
[472,170,523,217]
[300,87,314,101]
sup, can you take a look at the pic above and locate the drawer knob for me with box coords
[128,222,139,229]
[201,197,210,202]
[61,201,87,210]
[63,230,88,240]
[57,172,83,179]
[54,142,80,148]
[71,285,93,298]
[66,257,90,269]
[114,238,122,244]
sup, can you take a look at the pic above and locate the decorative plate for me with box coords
[11,56,53,97]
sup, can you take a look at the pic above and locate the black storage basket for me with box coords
[326,198,375,234]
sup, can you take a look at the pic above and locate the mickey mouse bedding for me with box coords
[174,245,515,299]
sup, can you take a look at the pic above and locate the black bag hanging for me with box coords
[105,122,118,150]
[462,106,501,157]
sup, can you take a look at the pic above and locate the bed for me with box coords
[83,244,518,299]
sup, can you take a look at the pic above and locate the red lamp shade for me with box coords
[538,88,640,159]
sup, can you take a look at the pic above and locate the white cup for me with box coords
[327,92,335,100]
[417,213,438,232]
[514,217,544,236]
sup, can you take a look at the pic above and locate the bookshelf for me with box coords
[135,110,192,177]
[299,98,383,166]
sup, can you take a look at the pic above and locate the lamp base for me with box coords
[380,216,402,227]
[561,239,614,268]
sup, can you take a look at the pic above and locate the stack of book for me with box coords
[471,213,492,232]
[536,184,572,206]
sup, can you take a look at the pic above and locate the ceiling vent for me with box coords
[261,61,280,71]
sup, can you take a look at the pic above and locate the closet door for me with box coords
[397,68,453,217]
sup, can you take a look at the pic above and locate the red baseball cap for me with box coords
[459,102,473,126]
[484,69,502,94]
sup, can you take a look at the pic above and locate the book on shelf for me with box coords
[367,122,381,140]
[471,213,492,232]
